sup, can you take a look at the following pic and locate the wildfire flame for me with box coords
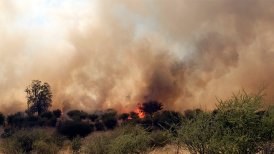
[134,108,145,119]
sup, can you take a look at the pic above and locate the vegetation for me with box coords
[0,112,5,126]
[1,80,274,153]
[0,129,64,154]
[57,121,93,139]
[139,100,163,116]
[71,136,82,153]
[25,80,52,116]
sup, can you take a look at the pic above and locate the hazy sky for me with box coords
[1,0,274,113]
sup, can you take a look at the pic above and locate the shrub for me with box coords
[153,110,182,130]
[33,140,59,154]
[95,121,105,131]
[139,100,163,116]
[178,112,213,154]
[129,111,139,120]
[82,133,112,154]
[118,113,129,121]
[108,131,150,154]
[1,128,14,138]
[0,129,63,154]
[67,110,88,121]
[7,112,25,128]
[57,121,93,139]
[40,111,54,119]
[149,131,171,147]
[88,113,99,122]
[83,125,151,154]
[71,136,82,154]
[184,109,203,120]
[0,137,23,154]
[16,132,34,153]
[103,117,118,130]
[25,116,39,127]
[0,112,5,126]
[210,91,265,153]
[53,109,62,118]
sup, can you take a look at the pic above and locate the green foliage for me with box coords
[0,136,23,154]
[33,140,59,154]
[109,133,150,154]
[57,121,93,139]
[108,125,151,154]
[178,112,213,154]
[149,131,172,147]
[82,133,112,154]
[184,108,203,120]
[153,110,182,130]
[0,129,63,154]
[25,80,52,116]
[178,90,270,154]
[71,136,82,153]
[83,125,152,154]
[211,91,265,153]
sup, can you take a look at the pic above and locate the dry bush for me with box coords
[0,129,64,154]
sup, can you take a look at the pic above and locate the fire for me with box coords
[134,108,145,119]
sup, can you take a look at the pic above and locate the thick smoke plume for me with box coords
[1,0,274,114]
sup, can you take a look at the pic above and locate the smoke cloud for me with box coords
[1,0,274,114]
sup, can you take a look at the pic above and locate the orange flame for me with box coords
[134,108,145,118]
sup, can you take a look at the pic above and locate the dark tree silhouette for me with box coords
[88,114,99,122]
[130,111,139,120]
[53,109,62,118]
[7,112,25,128]
[67,110,88,121]
[139,101,163,116]
[102,109,118,130]
[57,121,93,139]
[119,113,129,121]
[0,113,5,126]
[25,80,52,116]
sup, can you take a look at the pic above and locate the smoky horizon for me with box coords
[1,0,274,114]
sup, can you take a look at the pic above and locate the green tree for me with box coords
[178,111,213,154]
[211,91,265,153]
[25,80,52,116]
